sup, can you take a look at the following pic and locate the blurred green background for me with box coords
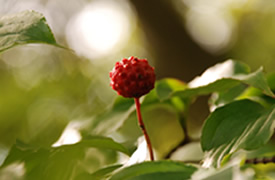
[1,0,275,178]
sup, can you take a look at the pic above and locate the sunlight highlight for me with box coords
[52,121,82,147]
[0,162,25,179]
[183,0,249,53]
[66,0,132,59]
[80,6,124,53]
[125,137,151,166]
[189,60,235,88]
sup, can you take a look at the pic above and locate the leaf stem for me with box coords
[134,97,154,161]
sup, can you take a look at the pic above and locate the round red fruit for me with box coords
[109,56,156,98]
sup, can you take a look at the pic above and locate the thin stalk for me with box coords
[134,97,154,161]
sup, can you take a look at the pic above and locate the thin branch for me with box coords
[245,156,275,164]
[135,97,154,161]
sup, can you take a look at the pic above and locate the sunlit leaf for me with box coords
[159,60,274,100]
[110,161,197,180]
[175,79,240,98]
[156,78,186,101]
[201,99,275,167]
[173,68,274,99]
[188,59,250,88]
[0,10,62,53]
[74,136,130,155]
[170,142,204,162]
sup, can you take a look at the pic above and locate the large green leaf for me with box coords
[1,136,129,180]
[110,161,197,180]
[201,99,275,167]
[173,67,274,99]
[0,10,60,53]
[161,60,274,100]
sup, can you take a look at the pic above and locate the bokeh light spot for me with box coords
[66,0,133,59]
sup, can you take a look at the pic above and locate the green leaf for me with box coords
[110,161,197,180]
[156,78,186,101]
[0,10,61,53]
[188,59,250,88]
[192,159,256,180]
[236,73,275,108]
[175,79,240,98]
[245,142,275,159]
[170,142,204,162]
[240,67,274,96]
[192,166,234,180]
[74,136,130,155]
[174,68,274,99]
[77,164,123,180]
[201,99,275,167]
[90,164,123,179]
[267,72,275,90]
[92,78,188,137]
[1,141,80,180]
[1,136,129,180]
[224,72,275,111]
[209,84,248,111]
[166,60,274,100]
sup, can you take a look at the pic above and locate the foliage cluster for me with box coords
[0,11,274,180]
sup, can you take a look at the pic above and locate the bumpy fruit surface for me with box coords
[110,56,156,98]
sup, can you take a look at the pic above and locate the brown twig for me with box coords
[178,156,275,166]
[135,97,154,161]
[245,156,275,164]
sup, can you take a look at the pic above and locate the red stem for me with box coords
[134,97,154,161]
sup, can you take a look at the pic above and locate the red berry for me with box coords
[110,56,156,98]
